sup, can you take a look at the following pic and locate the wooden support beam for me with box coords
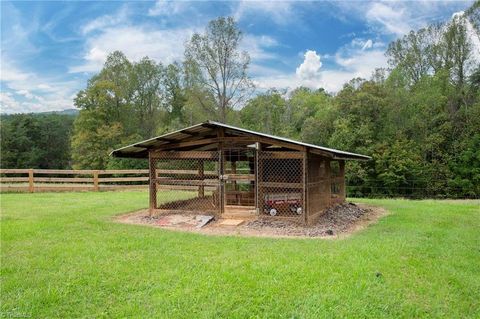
[218,127,225,216]
[231,160,239,204]
[156,169,217,176]
[255,142,261,215]
[225,174,255,181]
[309,148,335,158]
[259,182,303,189]
[155,137,176,143]
[260,152,304,159]
[150,151,219,160]
[180,130,195,136]
[253,136,306,152]
[156,179,218,186]
[198,160,204,197]
[339,160,346,201]
[326,159,332,205]
[149,152,157,216]
[154,138,219,151]
[99,177,149,182]
[303,151,308,225]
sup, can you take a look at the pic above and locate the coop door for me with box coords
[222,148,256,210]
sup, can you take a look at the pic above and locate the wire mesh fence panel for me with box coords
[223,148,256,208]
[307,156,331,219]
[150,151,220,215]
[258,151,304,219]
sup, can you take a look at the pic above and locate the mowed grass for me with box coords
[1,192,479,318]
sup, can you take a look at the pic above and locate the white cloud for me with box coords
[241,34,278,61]
[70,26,196,73]
[16,89,34,99]
[296,50,322,80]
[350,38,380,51]
[366,2,411,35]
[0,62,32,82]
[1,58,79,113]
[0,92,22,113]
[37,83,53,90]
[72,22,279,74]
[362,39,373,50]
[233,1,295,25]
[334,1,471,37]
[254,43,388,93]
[148,0,187,16]
[81,6,129,34]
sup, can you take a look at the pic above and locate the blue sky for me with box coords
[0,0,475,113]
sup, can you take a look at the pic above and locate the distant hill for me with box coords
[1,108,79,117]
[38,109,79,116]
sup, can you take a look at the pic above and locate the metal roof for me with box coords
[110,120,371,160]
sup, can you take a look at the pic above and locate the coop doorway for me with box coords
[222,148,257,217]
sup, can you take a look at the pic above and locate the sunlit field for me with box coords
[1,191,479,318]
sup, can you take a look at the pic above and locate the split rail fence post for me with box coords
[93,170,99,191]
[28,169,34,193]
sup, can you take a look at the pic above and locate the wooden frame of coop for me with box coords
[111,121,370,225]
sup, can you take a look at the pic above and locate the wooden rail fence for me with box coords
[0,169,150,192]
[1,168,275,194]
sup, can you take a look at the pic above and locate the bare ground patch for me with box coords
[114,202,388,239]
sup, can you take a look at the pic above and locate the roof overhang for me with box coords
[110,120,371,161]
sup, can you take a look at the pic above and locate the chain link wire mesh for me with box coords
[150,151,220,215]
[258,151,305,219]
[149,149,308,220]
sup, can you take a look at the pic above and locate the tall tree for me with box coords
[163,62,187,125]
[72,52,167,169]
[0,114,74,169]
[386,28,432,84]
[131,57,164,138]
[185,17,254,122]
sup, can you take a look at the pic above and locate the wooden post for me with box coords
[93,170,99,191]
[255,143,261,215]
[148,152,157,217]
[325,159,332,205]
[231,160,238,204]
[339,160,346,201]
[303,150,308,225]
[198,160,204,197]
[28,169,34,193]
[218,127,225,216]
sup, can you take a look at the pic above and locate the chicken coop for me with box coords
[111,121,370,225]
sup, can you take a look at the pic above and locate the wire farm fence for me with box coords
[1,169,478,200]
[346,179,480,199]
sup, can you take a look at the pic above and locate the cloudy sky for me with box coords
[0,0,475,113]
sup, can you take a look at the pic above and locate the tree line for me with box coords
[1,3,479,198]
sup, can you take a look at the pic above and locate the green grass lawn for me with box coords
[1,192,479,318]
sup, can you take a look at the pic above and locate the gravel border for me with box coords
[116,202,387,239]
